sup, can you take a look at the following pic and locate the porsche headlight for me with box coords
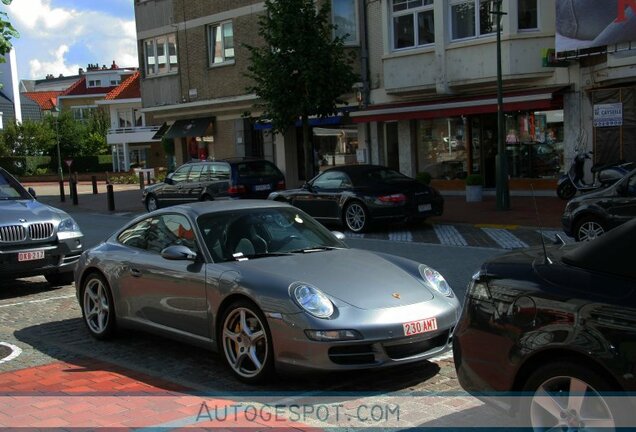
[58,217,81,233]
[291,282,334,318]
[419,264,453,297]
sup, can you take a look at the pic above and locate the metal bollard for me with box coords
[139,172,145,190]
[71,177,78,206]
[59,180,65,202]
[146,171,151,185]
[107,184,115,211]
[91,176,98,194]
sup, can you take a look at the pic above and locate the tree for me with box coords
[0,120,55,156]
[246,0,358,180]
[0,0,19,63]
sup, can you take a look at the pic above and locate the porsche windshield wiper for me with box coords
[289,246,340,254]
[231,252,293,261]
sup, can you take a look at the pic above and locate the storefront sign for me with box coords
[556,0,636,52]
[594,103,623,127]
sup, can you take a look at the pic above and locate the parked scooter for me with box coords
[556,150,633,200]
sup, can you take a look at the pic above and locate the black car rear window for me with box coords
[236,161,282,178]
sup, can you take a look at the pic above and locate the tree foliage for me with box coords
[0,0,19,63]
[0,120,55,156]
[246,0,358,179]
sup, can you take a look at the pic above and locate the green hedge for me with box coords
[0,156,52,176]
[0,155,113,175]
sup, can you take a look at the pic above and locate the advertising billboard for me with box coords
[556,0,636,52]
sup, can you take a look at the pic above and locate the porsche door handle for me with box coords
[130,268,142,278]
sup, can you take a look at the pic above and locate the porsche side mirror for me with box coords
[161,245,198,261]
[302,182,313,192]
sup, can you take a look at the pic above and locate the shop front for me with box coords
[352,88,566,188]
[590,86,636,165]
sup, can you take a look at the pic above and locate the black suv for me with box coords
[143,159,286,211]
[562,167,636,241]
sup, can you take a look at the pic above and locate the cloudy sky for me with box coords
[2,0,137,80]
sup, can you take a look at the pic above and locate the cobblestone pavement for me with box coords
[0,276,512,429]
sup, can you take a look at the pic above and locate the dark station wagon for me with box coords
[143,159,286,211]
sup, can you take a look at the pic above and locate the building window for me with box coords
[450,0,499,40]
[87,79,102,88]
[110,79,121,86]
[333,0,359,45]
[144,34,178,76]
[392,0,434,50]
[117,108,144,128]
[416,117,468,180]
[518,0,538,30]
[208,22,234,66]
[71,106,96,121]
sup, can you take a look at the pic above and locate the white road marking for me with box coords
[481,228,528,249]
[537,229,575,244]
[433,225,468,246]
[345,232,365,239]
[0,342,22,364]
[0,294,75,308]
[388,230,413,242]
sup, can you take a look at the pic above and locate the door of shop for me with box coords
[471,116,498,188]
[385,122,400,171]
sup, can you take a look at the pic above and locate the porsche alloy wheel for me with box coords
[82,274,116,339]
[221,302,273,383]
[344,201,369,233]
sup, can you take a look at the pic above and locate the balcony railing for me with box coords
[107,125,161,135]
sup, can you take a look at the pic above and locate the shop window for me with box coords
[333,0,359,45]
[450,0,499,40]
[504,111,563,179]
[392,0,434,50]
[416,118,468,180]
[518,0,538,30]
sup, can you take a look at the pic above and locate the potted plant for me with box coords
[465,174,483,202]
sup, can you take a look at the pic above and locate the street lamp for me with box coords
[51,106,65,202]
[494,0,510,210]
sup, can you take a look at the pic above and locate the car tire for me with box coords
[343,201,370,233]
[145,194,159,212]
[557,181,576,200]
[574,216,606,242]
[522,362,617,430]
[219,300,274,384]
[45,272,74,286]
[81,273,116,340]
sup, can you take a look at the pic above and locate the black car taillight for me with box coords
[377,193,406,203]
[229,185,247,195]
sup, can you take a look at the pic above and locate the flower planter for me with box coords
[466,185,483,202]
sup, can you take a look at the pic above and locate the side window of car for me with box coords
[171,167,190,184]
[146,214,199,255]
[312,171,351,189]
[118,218,153,250]
[187,165,205,183]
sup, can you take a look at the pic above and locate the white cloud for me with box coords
[7,0,138,79]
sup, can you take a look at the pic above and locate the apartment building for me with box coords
[134,0,363,185]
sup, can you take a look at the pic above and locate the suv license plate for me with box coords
[403,317,438,336]
[418,204,432,212]
[254,184,271,191]
[18,250,45,262]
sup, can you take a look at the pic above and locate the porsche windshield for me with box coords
[197,207,345,262]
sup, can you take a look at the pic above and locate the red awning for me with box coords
[351,87,567,123]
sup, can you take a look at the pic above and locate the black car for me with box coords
[143,159,285,211]
[268,164,443,232]
[0,168,83,285]
[454,219,636,429]
[562,167,636,241]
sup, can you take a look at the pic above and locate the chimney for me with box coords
[78,68,84,75]
[111,60,119,69]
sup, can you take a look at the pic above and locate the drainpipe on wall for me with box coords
[359,0,372,164]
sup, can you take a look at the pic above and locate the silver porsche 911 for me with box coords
[75,200,460,383]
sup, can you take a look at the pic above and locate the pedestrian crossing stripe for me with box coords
[388,230,413,242]
[433,225,468,247]
[481,228,528,249]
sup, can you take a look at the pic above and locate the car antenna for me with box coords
[531,184,552,265]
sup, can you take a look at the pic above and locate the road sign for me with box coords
[65,159,73,167]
